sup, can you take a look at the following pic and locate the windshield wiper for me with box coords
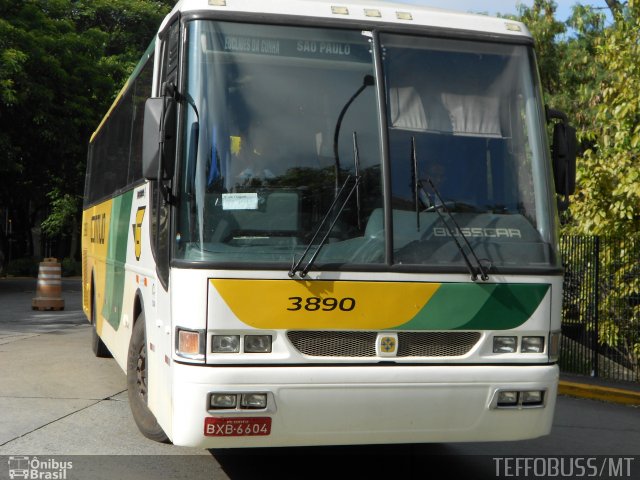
[289,174,361,278]
[412,137,490,281]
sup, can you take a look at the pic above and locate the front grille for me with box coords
[287,331,481,358]
[397,332,481,357]
[287,331,377,357]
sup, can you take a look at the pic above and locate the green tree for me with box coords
[555,1,640,379]
[515,0,567,96]
[569,1,640,236]
[0,0,174,266]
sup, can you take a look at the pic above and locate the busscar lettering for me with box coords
[90,213,106,244]
[433,227,522,239]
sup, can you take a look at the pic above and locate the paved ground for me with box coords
[0,277,223,479]
[1,277,638,480]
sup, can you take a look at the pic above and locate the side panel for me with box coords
[81,185,156,373]
[103,190,134,331]
[82,199,113,329]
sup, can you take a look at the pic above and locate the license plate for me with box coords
[204,417,272,437]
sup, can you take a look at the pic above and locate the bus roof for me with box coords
[167,0,531,40]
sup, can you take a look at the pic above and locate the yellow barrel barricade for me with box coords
[32,258,65,311]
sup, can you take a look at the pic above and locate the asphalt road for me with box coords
[0,278,638,480]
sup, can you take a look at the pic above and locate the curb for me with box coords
[558,380,640,406]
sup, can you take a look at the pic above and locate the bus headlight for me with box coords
[521,336,545,353]
[493,336,517,353]
[240,393,268,409]
[522,390,544,406]
[244,335,272,353]
[211,335,240,353]
[496,390,519,406]
[210,393,237,409]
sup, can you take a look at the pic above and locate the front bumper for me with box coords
[170,363,559,448]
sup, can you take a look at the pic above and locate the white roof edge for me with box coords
[161,0,532,40]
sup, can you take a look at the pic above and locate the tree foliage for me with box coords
[568,1,640,236]
[516,0,640,378]
[0,0,174,263]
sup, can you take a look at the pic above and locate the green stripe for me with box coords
[103,190,133,330]
[393,283,549,330]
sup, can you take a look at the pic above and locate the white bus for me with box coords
[82,0,576,448]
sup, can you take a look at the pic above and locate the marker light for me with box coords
[212,335,240,353]
[331,6,349,15]
[241,393,268,409]
[522,336,545,353]
[176,329,204,361]
[364,9,382,17]
[396,11,413,20]
[493,336,517,353]
[210,393,237,409]
[244,335,272,353]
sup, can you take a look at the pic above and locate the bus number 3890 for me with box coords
[287,297,356,312]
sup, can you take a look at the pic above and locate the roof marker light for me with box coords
[331,6,349,15]
[505,22,522,32]
[208,0,226,5]
[396,11,413,20]
[364,9,382,17]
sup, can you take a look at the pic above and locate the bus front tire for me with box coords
[127,313,170,443]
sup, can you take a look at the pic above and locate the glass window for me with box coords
[381,34,559,269]
[176,22,383,267]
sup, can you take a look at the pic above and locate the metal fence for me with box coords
[560,235,640,382]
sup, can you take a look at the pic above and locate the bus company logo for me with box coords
[380,336,396,353]
[132,206,146,261]
[7,456,73,479]
[90,213,106,245]
[377,333,398,357]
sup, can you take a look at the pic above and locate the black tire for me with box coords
[127,312,170,443]
[91,289,112,358]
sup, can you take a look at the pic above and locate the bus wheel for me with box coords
[91,290,111,358]
[127,312,170,443]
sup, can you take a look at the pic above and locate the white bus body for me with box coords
[83,0,571,448]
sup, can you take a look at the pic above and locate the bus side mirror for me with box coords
[142,95,177,181]
[547,108,577,199]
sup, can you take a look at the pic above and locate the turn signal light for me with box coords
[176,328,204,361]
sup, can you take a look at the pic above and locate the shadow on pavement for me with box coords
[211,443,497,480]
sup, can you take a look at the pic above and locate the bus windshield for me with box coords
[383,34,559,270]
[175,21,559,271]
[176,21,383,265]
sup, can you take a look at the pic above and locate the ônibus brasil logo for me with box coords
[7,456,73,480]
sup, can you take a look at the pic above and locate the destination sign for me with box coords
[215,34,372,63]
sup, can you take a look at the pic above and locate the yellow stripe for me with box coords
[211,279,440,330]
